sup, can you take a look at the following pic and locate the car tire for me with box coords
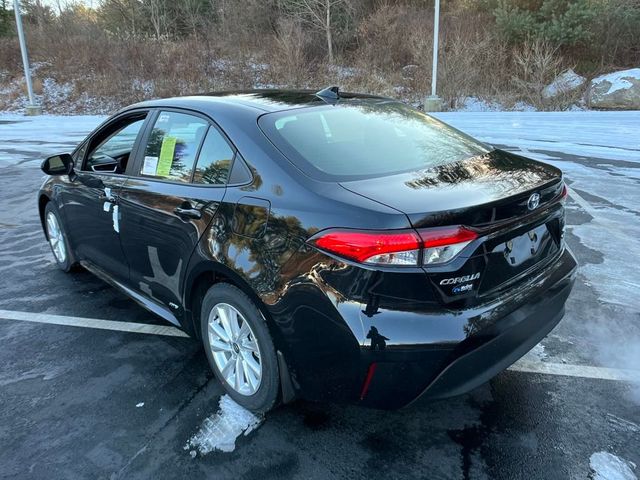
[200,282,280,413]
[44,202,77,273]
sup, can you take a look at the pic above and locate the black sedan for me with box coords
[38,89,577,412]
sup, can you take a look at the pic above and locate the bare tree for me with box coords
[147,0,166,39]
[284,0,351,64]
[179,0,206,36]
[98,0,142,37]
[22,0,55,32]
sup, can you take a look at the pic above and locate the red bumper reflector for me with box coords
[360,362,378,400]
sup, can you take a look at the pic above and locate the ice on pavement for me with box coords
[433,111,640,311]
[2,111,638,165]
[521,343,548,362]
[433,111,640,162]
[184,395,263,455]
[589,452,637,480]
[0,114,105,166]
[433,111,640,405]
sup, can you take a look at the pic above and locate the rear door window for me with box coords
[192,127,235,185]
[140,111,209,183]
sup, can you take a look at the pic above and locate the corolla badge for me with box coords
[440,273,480,285]
[527,192,541,210]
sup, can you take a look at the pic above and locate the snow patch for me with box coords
[591,68,640,96]
[328,64,360,80]
[606,414,640,433]
[512,101,537,112]
[589,452,637,480]
[457,97,503,112]
[184,395,263,455]
[132,79,155,98]
[522,343,548,362]
[542,69,586,98]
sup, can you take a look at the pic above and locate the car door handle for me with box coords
[174,206,202,219]
[98,192,117,203]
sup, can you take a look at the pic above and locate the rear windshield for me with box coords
[258,101,489,181]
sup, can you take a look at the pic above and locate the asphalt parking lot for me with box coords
[0,112,639,479]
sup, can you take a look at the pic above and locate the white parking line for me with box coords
[567,187,639,245]
[0,309,637,383]
[567,187,600,219]
[0,309,189,338]
[509,360,637,382]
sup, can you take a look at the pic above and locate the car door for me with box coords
[117,109,235,317]
[62,110,149,281]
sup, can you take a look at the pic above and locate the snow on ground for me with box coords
[456,96,537,112]
[590,452,637,480]
[1,76,120,115]
[184,395,263,455]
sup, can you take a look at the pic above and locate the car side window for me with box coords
[73,141,87,165]
[84,117,146,174]
[140,111,209,183]
[192,127,235,185]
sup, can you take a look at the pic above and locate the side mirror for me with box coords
[41,153,74,176]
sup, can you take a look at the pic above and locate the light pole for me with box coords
[424,0,442,112]
[13,0,41,115]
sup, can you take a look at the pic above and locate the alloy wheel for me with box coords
[46,212,67,264]
[207,302,262,396]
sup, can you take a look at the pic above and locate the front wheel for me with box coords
[200,283,280,413]
[44,202,76,272]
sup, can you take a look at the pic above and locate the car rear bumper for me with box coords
[356,247,577,409]
[267,246,576,409]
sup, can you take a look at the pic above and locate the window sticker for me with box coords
[157,113,171,123]
[157,136,177,177]
[142,156,158,176]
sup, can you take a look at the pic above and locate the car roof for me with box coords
[128,89,389,116]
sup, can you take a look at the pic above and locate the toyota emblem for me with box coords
[527,193,541,210]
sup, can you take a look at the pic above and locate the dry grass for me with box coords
[0,3,580,114]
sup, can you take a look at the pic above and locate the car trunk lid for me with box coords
[339,150,565,305]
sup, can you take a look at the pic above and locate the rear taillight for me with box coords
[418,226,478,265]
[560,183,568,203]
[310,229,421,265]
[308,226,477,267]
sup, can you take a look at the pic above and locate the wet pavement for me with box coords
[0,113,638,479]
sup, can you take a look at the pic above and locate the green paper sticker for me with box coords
[157,136,177,177]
